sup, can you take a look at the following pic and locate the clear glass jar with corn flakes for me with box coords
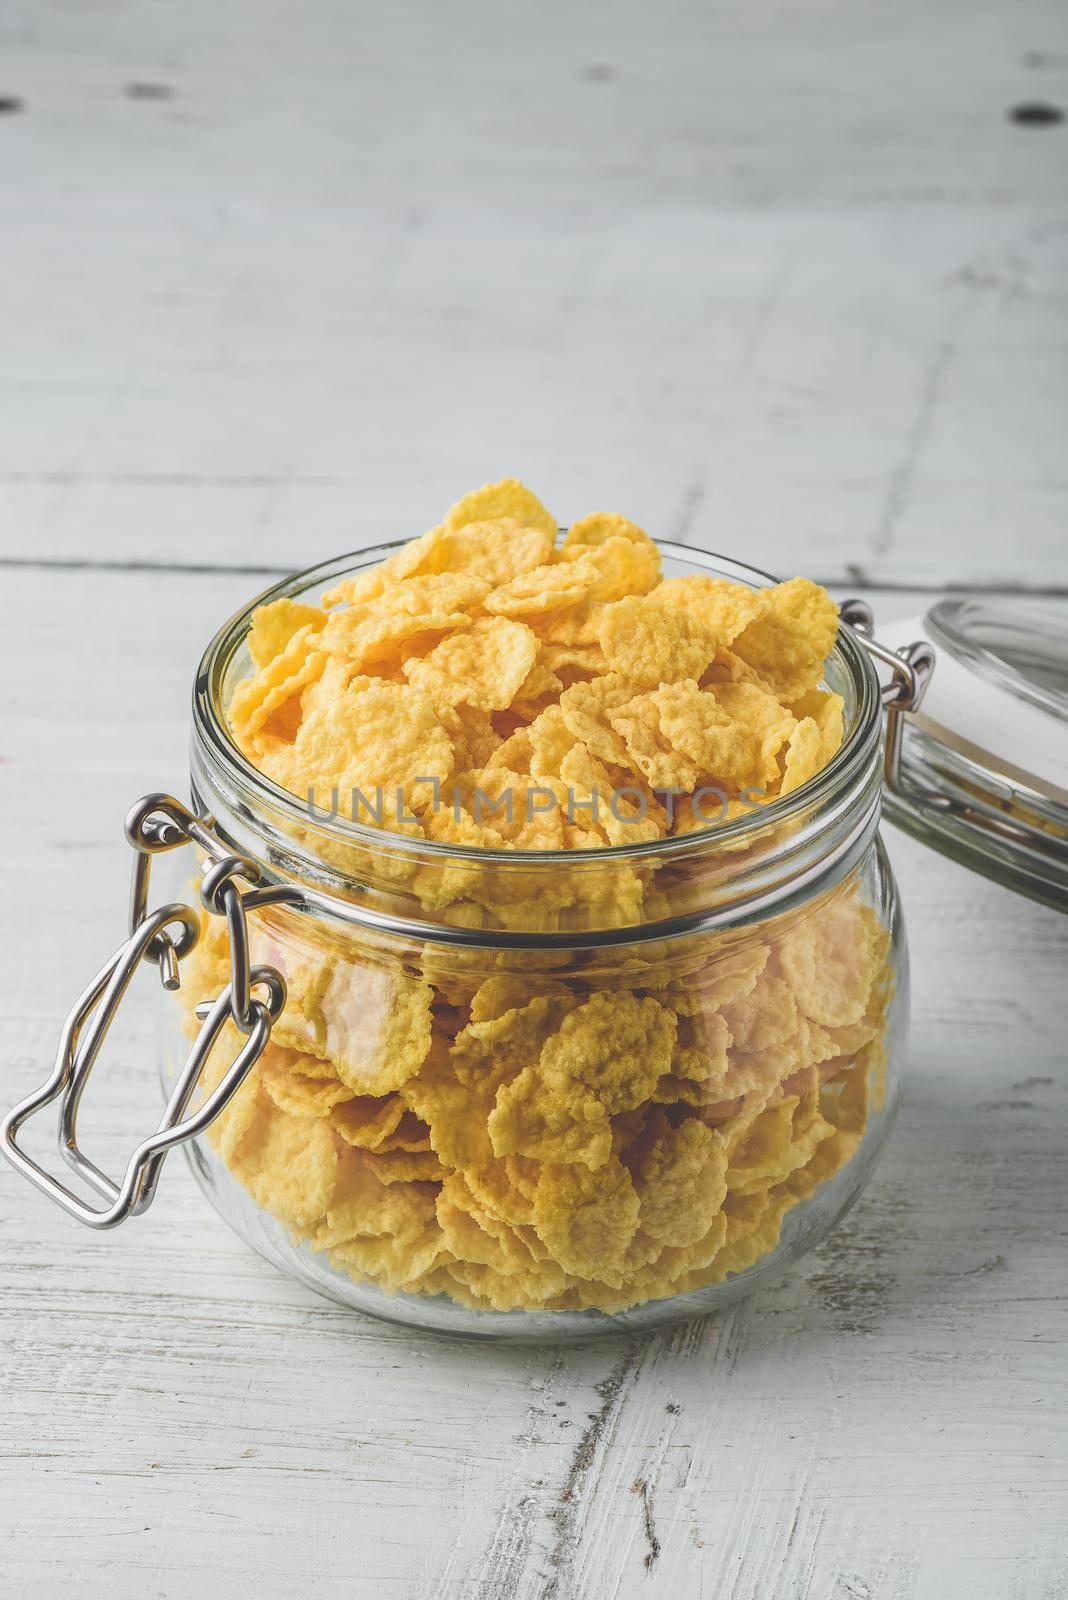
[132,541,904,1339]
[2,536,913,1340]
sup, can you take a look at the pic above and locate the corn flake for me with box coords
[444,477,558,537]
[404,616,539,711]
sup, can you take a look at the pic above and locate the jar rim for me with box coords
[191,537,883,869]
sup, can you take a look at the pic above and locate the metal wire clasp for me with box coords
[1,795,286,1228]
[839,599,941,809]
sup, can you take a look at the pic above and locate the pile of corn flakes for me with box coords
[178,481,894,1316]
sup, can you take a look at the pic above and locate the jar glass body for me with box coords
[157,542,908,1340]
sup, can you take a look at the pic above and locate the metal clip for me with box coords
[840,599,1062,859]
[1,795,287,1228]
[839,599,943,811]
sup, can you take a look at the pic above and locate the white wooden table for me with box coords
[2,3,1067,1595]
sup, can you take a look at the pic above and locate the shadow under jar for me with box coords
[152,540,907,1340]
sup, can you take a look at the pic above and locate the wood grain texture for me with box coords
[2,570,1066,1599]
[1,0,1067,585]
[2,0,1068,1594]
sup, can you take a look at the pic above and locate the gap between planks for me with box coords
[4,554,1068,599]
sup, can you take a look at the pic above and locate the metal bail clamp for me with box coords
[839,598,939,809]
[840,598,1066,856]
[1,795,287,1229]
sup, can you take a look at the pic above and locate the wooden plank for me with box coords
[1,566,1066,1597]
[1,0,1067,585]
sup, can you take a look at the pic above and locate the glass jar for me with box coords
[154,541,906,1338]
[2,540,908,1340]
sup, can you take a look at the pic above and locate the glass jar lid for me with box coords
[873,597,1068,911]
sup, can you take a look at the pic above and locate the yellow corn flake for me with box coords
[612,680,758,793]
[436,1171,547,1275]
[446,766,568,852]
[483,559,601,618]
[289,681,455,802]
[633,1119,728,1247]
[320,528,453,608]
[453,991,577,1090]
[325,964,433,1096]
[539,991,676,1114]
[721,972,799,1054]
[672,1009,731,1082]
[532,1156,640,1283]
[790,688,845,766]
[558,744,665,845]
[469,974,560,1023]
[439,703,502,770]
[394,518,557,588]
[330,1093,409,1149]
[778,717,823,798]
[778,895,878,1028]
[560,534,661,602]
[229,624,327,747]
[658,681,760,786]
[488,1062,613,1169]
[404,616,539,711]
[726,1085,836,1197]
[464,1158,537,1226]
[685,945,769,1009]
[607,690,700,791]
[317,572,488,671]
[259,1053,351,1119]
[652,576,767,644]
[731,577,839,702]
[248,599,327,669]
[316,1148,438,1248]
[483,724,533,774]
[538,601,610,648]
[710,681,797,791]
[510,656,564,716]
[539,641,609,680]
[524,703,579,778]
[561,510,652,552]
[443,477,558,538]
[359,1149,444,1185]
[326,1225,450,1294]
[557,673,641,772]
[597,595,724,686]
[230,1103,338,1230]
[401,1041,495,1169]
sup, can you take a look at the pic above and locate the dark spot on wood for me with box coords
[1013,1075,1053,1090]
[809,1210,894,1333]
[631,1478,661,1569]
[544,1343,642,1594]
[1008,101,1064,126]
[124,81,175,101]
[1022,50,1068,69]
[959,1253,1006,1279]
[582,64,615,83]
[975,1098,1037,1112]
[0,94,24,114]
[554,1399,566,1407]
[666,1402,680,1414]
